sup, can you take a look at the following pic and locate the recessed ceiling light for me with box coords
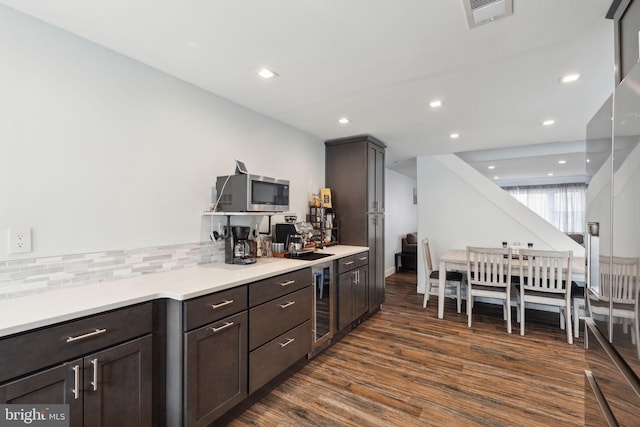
[586,158,591,163]
[256,68,278,79]
[429,100,443,108]
[493,176,499,180]
[488,165,495,170]
[542,119,555,126]
[450,133,460,139]
[338,117,350,124]
[561,73,580,83]
[558,160,567,164]
[548,172,554,176]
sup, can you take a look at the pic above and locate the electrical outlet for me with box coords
[7,227,32,254]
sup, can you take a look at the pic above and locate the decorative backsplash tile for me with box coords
[0,241,225,299]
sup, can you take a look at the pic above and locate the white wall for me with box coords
[416,154,585,293]
[384,169,417,276]
[0,6,324,260]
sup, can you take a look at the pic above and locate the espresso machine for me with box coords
[225,226,256,265]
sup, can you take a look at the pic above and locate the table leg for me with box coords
[438,260,446,319]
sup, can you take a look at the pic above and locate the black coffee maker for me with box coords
[226,226,256,265]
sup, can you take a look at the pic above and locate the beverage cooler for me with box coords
[583,57,640,424]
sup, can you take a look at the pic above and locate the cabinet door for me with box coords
[337,271,354,331]
[367,143,385,213]
[184,311,248,427]
[354,266,369,320]
[0,360,83,427]
[83,335,152,427]
[368,212,385,311]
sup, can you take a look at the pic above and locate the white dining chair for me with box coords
[591,256,640,356]
[466,246,513,333]
[515,249,574,344]
[422,238,463,313]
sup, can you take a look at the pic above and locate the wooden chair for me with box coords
[422,238,463,313]
[466,246,512,333]
[515,249,574,344]
[592,256,640,356]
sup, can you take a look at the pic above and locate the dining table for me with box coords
[436,249,587,319]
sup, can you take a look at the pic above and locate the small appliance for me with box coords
[226,226,256,265]
[215,162,289,212]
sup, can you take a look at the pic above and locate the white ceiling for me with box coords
[0,0,615,180]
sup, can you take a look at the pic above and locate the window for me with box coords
[503,183,586,234]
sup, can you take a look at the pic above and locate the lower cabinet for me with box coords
[0,303,154,427]
[1,257,371,427]
[169,286,249,427]
[83,335,153,427]
[184,311,248,427]
[248,270,313,394]
[0,360,84,427]
[337,253,369,331]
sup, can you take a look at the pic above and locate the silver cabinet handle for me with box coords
[278,280,295,287]
[358,256,368,261]
[66,328,107,343]
[279,338,295,348]
[211,321,234,333]
[344,261,354,266]
[72,364,80,399]
[90,358,98,392]
[210,299,234,309]
[279,301,295,309]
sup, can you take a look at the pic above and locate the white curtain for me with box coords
[504,184,586,234]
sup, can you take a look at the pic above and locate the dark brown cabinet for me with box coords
[0,304,153,427]
[326,135,385,315]
[166,285,248,427]
[0,361,84,427]
[336,252,369,331]
[83,336,152,427]
[184,311,248,427]
[248,269,312,394]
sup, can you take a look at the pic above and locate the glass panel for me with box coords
[610,62,640,378]
[586,88,613,341]
[312,262,333,345]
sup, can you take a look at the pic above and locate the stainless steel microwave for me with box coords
[215,174,290,212]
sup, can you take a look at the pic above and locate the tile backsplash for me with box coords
[0,241,225,299]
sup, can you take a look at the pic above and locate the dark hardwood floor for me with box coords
[228,272,586,426]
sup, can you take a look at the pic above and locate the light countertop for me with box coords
[0,245,368,338]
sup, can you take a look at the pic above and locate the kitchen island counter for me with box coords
[0,245,368,337]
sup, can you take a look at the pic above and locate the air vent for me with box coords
[463,0,513,28]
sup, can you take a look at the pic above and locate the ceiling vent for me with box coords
[463,0,513,28]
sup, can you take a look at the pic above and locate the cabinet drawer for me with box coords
[337,251,369,275]
[249,287,312,350]
[183,286,247,331]
[249,268,311,306]
[249,320,311,394]
[0,302,152,384]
